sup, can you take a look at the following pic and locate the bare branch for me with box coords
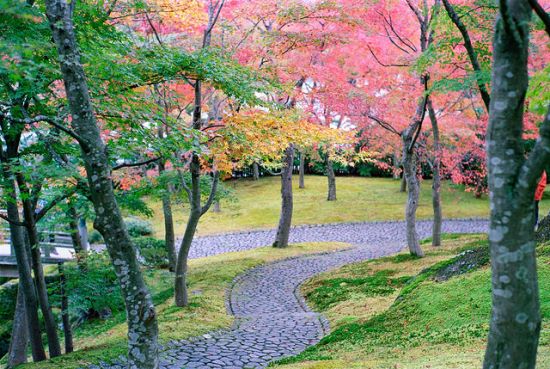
[528,0,550,37]
[112,157,160,171]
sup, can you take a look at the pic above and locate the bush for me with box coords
[88,229,104,244]
[124,217,153,237]
[133,237,169,268]
[56,252,122,324]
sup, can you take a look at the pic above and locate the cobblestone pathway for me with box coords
[92,219,488,369]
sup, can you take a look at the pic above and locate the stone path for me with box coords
[94,219,488,369]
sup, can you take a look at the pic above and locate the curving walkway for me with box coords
[92,219,488,369]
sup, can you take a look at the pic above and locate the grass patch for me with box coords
[140,176,501,237]
[15,242,351,369]
[271,235,550,369]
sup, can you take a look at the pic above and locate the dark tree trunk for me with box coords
[400,175,407,192]
[252,161,260,181]
[428,100,442,246]
[174,156,218,307]
[45,2,159,367]
[483,3,543,369]
[392,152,401,180]
[1,177,46,361]
[7,286,28,368]
[158,161,176,272]
[273,144,295,248]
[17,178,62,358]
[299,151,305,189]
[326,156,336,201]
[58,263,73,354]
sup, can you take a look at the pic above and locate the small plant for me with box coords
[88,229,104,244]
[133,237,169,268]
[124,217,154,237]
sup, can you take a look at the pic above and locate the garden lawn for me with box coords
[270,235,550,369]
[143,176,503,237]
[14,242,350,369]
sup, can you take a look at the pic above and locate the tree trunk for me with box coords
[252,161,260,181]
[67,204,86,269]
[175,155,202,307]
[17,179,62,358]
[213,200,221,213]
[273,144,295,248]
[299,151,305,189]
[58,263,73,354]
[483,3,542,368]
[393,152,401,180]
[428,100,442,246]
[326,155,336,201]
[158,161,176,272]
[174,208,201,307]
[1,176,46,362]
[402,136,424,257]
[77,217,89,252]
[400,175,407,192]
[7,286,28,368]
[46,2,159,367]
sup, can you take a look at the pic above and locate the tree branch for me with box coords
[0,213,26,227]
[112,157,160,171]
[35,187,78,222]
[201,171,219,216]
[442,0,491,112]
[528,0,550,37]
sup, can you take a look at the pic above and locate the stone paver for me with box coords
[91,219,488,369]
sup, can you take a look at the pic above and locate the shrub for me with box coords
[57,252,122,324]
[133,237,169,268]
[124,217,153,238]
[88,229,104,244]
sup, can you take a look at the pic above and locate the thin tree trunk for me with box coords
[17,180,62,358]
[273,144,295,248]
[213,200,221,213]
[326,155,336,201]
[299,151,305,189]
[483,3,542,368]
[393,152,401,180]
[1,176,46,361]
[400,175,407,192]
[174,208,201,307]
[7,286,28,368]
[174,156,218,307]
[67,204,86,269]
[46,3,159,367]
[58,263,73,354]
[158,161,176,272]
[402,136,424,257]
[428,100,442,246]
[77,218,89,252]
[252,161,260,181]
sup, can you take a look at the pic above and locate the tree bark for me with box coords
[400,174,407,192]
[58,263,73,354]
[483,3,543,368]
[7,286,28,368]
[299,151,305,189]
[326,155,336,201]
[213,200,221,213]
[46,2,159,367]
[77,217,89,252]
[401,136,424,257]
[158,161,176,272]
[273,144,295,248]
[1,176,46,361]
[428,100,442,246]
[174,156,218,307]
[16,177,62,358]
[67,204,87,269]
[252,161,260,181]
